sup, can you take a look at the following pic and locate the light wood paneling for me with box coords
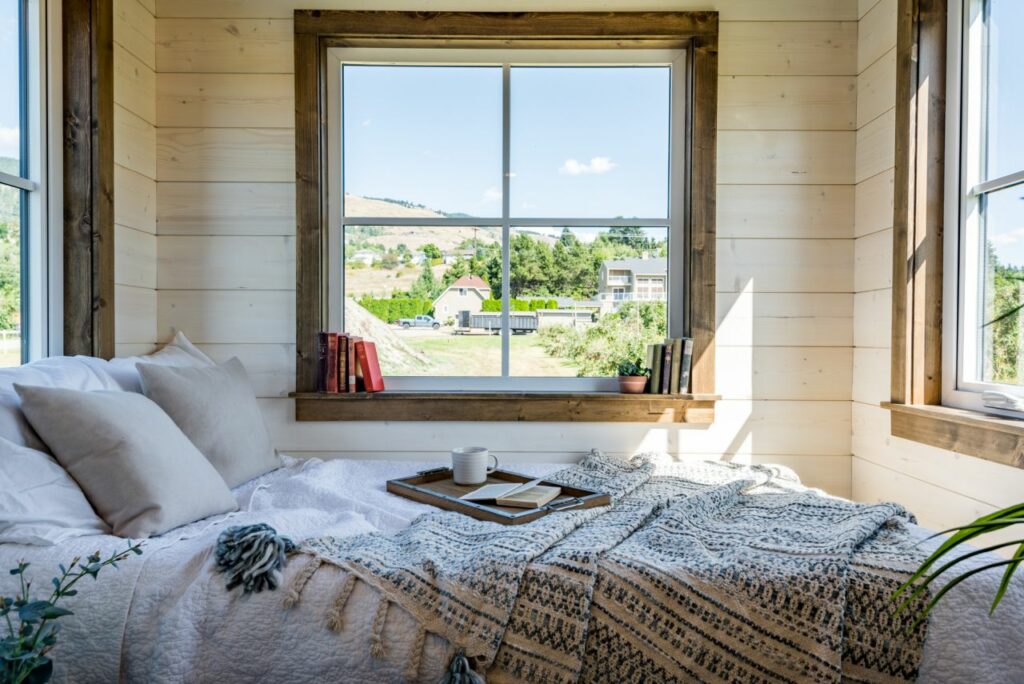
[114,0,155,69]
[156,18,294,73]
[854,168,894,237]
[157,290,295,344]
[156,127,295,182]
[719,21,857,76]
[114,104,156,178]
[157,182,295,235]
[859,0,882,19]
[718,239,852,293]
[718,76,856,131]
[719,131,855,185]
[856,48,896,127]
[115,284,157,344]
[115,225,157,289]
[857,0,897,73]
[855,107,896,183]
[158,235,294,290]
[716,346,853,401]
[116,342,156,357]
[717,292,853,347]
[716,185,853,239]
[853,288,892,348]
[113,165,156,234]
[114,43,156,124]
[155,1,857,22]
[854,228,893,292]
[137,0,154,15]
[197,342,296,397]
[157,73,294,128]
[852,346,889,405]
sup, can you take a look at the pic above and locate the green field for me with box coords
[400,332,580,377]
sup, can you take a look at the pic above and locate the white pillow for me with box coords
[138,357,281,488]
[0,436,108,545]
[15,385,238,539]
[102,330,214,392]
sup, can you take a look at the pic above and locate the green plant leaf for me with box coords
[989,542,1024,614]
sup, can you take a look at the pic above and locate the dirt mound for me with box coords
[345,298,428,375]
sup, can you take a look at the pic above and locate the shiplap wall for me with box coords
[113,0,158,354]
[850,0,1024,531]
[141,0,857,496]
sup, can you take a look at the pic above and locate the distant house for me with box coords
[409,252,428,266]
[597,256,667,313]
[349,250,377,266]
[433,275,492,318]
[442,249,476,265]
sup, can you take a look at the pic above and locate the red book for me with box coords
[347,335,360,393]
[325,333,339,393]
[355,340,385,393]
[337,334,347,393]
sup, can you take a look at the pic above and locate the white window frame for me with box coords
[326,47,687,391]
[0,0,59,365]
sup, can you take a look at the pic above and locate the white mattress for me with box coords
[1,457,1020,683]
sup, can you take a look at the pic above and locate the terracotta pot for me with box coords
[618,375,648,394]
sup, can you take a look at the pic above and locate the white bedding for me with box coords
[1,457,1022,683]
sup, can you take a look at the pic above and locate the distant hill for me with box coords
[0,157,16,177]
[0,158,20,227]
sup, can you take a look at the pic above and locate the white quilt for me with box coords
[1,457,1021,683]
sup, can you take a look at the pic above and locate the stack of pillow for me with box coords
[0,332,281,543]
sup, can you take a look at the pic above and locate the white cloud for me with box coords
[361,118,372,127]
[481,187,502,204]
[991,228,1024,246]
[0,128,18,159]
[559,156,617,176]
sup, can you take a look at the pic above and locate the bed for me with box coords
[0,455,1020,684]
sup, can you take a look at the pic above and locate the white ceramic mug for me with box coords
[451,446,498,485]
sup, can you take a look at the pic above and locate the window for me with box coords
[328,49,685,390]
[0,0,49,366]
[946,0,1024,412]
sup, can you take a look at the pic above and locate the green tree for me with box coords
[421,243,443,260]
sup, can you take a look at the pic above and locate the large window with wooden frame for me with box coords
[294,12,718,421]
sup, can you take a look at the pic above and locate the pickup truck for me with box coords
[398,314,441,329]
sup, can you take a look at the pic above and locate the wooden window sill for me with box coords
[881,402,1024,469]
[293,391,719,423]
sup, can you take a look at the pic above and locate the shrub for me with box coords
[358,297,433,323]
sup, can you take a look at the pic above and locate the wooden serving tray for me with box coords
[386,467,611,525]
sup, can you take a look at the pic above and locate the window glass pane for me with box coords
[0,0,22,174]
[0,183,21,367]
[342,65,502,218]
[979,185,1024,385]
[343,225,502,376]
[510,66,670,219]
[983,0,1024,180]
[509,226,668,377]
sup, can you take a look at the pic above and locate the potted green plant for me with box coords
[1,543,142,684]
[617,358,650,394]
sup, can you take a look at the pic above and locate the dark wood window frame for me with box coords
[63,0,115,358]
[885,0,1024,469]
[292,11,719,423]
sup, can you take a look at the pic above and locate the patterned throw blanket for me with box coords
[290,453,929,683]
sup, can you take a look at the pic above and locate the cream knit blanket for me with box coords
[291,453,928,683]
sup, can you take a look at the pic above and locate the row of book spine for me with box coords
[316,332,385,393]
[647,337,694,395]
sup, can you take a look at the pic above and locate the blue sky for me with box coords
[342,64,670,219]
[0,2,19,162]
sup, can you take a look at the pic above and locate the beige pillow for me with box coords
[14,385,237,538]
[138,357,281,488]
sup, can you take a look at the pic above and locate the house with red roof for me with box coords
[432,275,492,320]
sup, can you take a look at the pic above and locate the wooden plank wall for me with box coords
[851,0,1024,530]
[149,0,858,496]
[113,0,158,355]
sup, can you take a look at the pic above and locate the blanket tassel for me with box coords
[282,556,323,608]
[403,624,427,682]
[326,572,357,632]
[369,596,390,659]
[439,649,485,684]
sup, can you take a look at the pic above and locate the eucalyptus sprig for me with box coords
[0,543,143,684]
[894,503,1024,629]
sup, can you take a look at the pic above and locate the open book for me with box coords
[459,478,562,509]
